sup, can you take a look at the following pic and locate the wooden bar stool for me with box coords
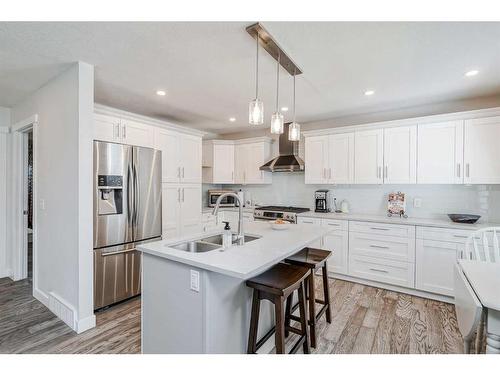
[284,247,332,348]
[246,263,310,354]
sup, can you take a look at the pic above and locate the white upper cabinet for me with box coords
[329,133,355,184]
[383,126,417,184]
[120,119,154,148]
[233,139,273,185]
[202,141,234,184]
[94,113,121,143]
[354,129,384,184]
[464,116,500,184]
[155,128,202,184]
[304,133,354,184]
[304,135,329,184]
[93,114,154,148]
[417,121,464,184]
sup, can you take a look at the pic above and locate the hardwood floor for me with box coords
[0,275,464,354]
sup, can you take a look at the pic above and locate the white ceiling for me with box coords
[2,22,500,134]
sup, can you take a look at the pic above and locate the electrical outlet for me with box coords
[413,198,422,208]
[190,270,200,292]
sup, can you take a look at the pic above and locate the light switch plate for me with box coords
[190,270,200,292]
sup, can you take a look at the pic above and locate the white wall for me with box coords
[210,173,499,223]
[9,62,95,332]
[0,107,11,278]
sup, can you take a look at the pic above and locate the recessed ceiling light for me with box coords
[465,70,479,77]
[229,117,236,122]
[281,106,289,112]
[364,90,375,96]
[156,90,166,96]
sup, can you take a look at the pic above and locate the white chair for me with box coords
[455,227,500,353]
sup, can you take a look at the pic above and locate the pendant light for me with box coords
[288,70,301,141]
[270,52,284,134]
[249,32,264,125]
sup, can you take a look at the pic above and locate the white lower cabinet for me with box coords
[162,184,201,238]
[349,254,415,288]
[415,226,472,297]
[297,217,348,275]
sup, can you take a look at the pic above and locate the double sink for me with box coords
[169,233,261,253]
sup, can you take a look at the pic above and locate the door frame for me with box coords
[11,114,38,285]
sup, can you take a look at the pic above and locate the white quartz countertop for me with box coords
[137,221,332,279]
[297,211,498,230]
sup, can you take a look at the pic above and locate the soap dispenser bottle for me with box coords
[222,221,232,249]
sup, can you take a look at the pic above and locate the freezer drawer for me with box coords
[94,243,142,309]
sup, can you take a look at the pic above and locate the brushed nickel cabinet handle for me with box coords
[370,244,390,249]
[182,188,185,202]
[177,188,181,202]
[182,167,185,178]
[115,124,120,138]
[122,125,126,139]
[302,220,314,224]
[369,268,389,273]
[385,165,388,179]
[466,163,470,178]
[370,227,389,231]
[457,163,461,178]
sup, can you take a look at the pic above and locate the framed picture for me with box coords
[387,191,407,218]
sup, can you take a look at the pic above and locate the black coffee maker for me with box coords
[315,189,330,212]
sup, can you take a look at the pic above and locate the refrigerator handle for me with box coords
[133,162,139,227]
[127,163,133,225]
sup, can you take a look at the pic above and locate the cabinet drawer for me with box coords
[297,217,321,225]
[416,226,473,243]
[349,232,415,262]
[321,219,348,231]
[349,254,415,288]
[349,221,415,238]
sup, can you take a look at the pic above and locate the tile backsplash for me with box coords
[203,172,500,223]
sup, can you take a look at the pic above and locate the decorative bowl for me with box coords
[270,220,290,230]
[447,214,481,224]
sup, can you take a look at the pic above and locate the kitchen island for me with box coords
[137,221,331,354]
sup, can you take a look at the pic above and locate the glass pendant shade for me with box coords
[270,112,284,134]
[249,98,264,125]
[288,121,301,141]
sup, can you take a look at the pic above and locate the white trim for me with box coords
[11,114,38,133]
[203,136,274,145]
[33,285,49,307]
[330,272,453,304]
[76,315,96,334]
[94,103,208,138]
[0,268,11,279]
[302,105,500,137]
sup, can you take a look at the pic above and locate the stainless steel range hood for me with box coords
[260,123,305,172]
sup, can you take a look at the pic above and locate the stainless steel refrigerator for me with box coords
[93,141,161,309]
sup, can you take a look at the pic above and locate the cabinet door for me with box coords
[354,129,384,184]
[234,144,247,184]
[162,184,180,238]
[322,230,348,275]
[180,185,202,235]
[328,133,354,184]
[245,143,265,184]
[155,129,180,183]
[417,121,463,184]
[415,239,458,296]
[305,135,329,184]
[213,144,234,183]
[122,119,154,148]
[383,126,416,184]
[94,113,120,143]
[464,116,500,184]
[179,135,202,184]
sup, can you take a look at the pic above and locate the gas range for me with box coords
[253,206,310,224]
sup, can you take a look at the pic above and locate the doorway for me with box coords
[11,115,37,286]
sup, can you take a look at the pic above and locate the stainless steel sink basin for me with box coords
[200,234,261,245]
[170,241,221,253]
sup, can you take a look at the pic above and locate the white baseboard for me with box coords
[0,268,12,279]
[76,314,96,333]
[330,272,454,304]
[33,286,49,306]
